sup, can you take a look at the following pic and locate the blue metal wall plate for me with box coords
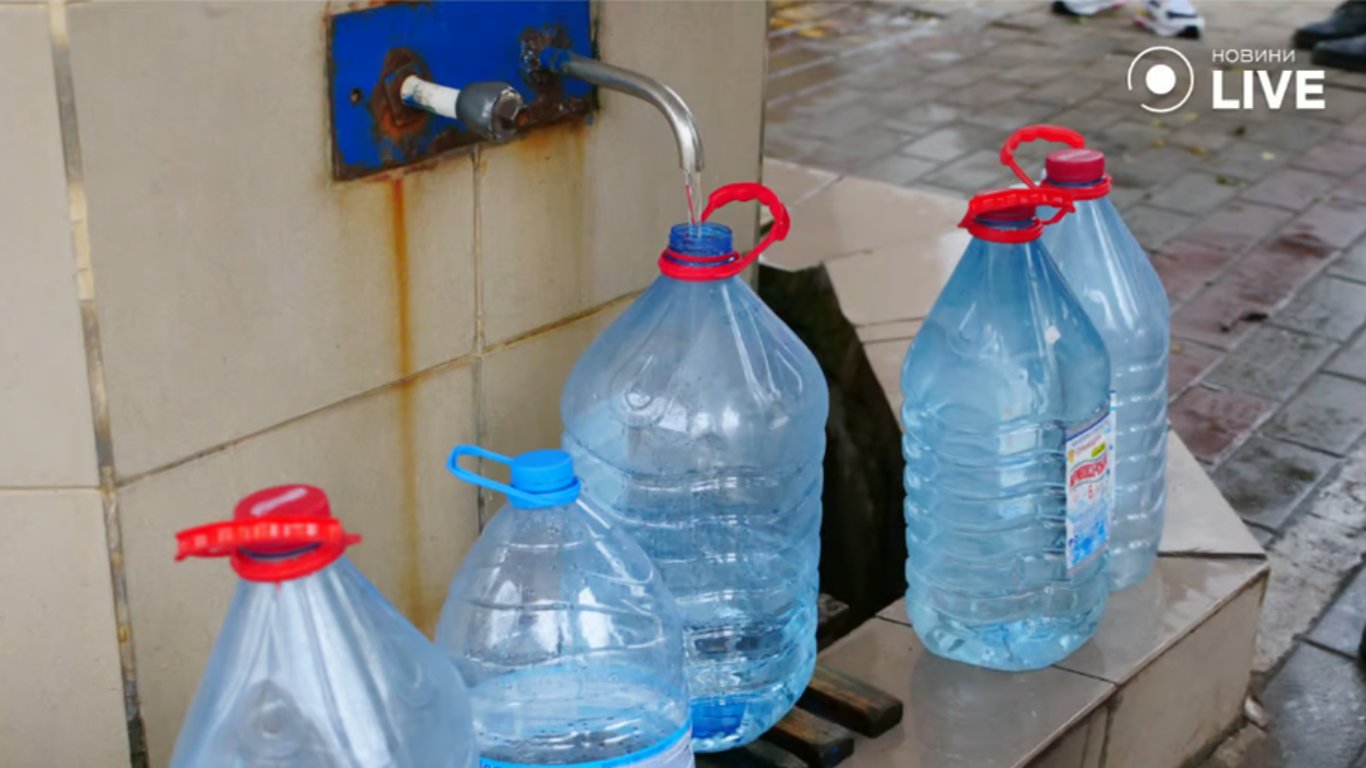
[328,1,593,180]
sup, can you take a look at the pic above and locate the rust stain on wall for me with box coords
[388,177,423,624]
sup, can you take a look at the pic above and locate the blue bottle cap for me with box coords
[510,449,577,494]
[447,445,581,509]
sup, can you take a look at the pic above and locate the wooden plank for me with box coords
[816,594,855,649]
[797,664,904,738]
[697,740,808,768]
[762,706,855,768]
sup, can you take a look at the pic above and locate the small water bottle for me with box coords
[901,188,1113,671]
[435,446,694,768]
[560,184,827,751]
[1002,126,1171,592]
[171,484,476,768]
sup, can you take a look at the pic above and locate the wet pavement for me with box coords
[763,2,1366,765]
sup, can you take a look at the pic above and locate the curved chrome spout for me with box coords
[541,49,704,175]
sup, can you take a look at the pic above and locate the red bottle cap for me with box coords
[175,485,361,583]
[1046,148,1107,186]
[1000,125,1112,200]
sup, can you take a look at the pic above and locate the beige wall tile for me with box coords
[0,6,98,487]
[1102,580,1264,768]
[478,300,629,522]
[0,490,129,766]
[119,361,478,765]
[479,1,765,344]
[68,2,477,478]
[819,617,1114,767]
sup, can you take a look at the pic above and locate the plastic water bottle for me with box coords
[900,188,1113,671]
[172,484,476,768]
[560,183,827,752]
[435,446,694,768]
[1003,126,1170,592]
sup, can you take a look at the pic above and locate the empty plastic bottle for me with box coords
[172,484,476,768]
[435,446,694,768]
[1003,126,1171,592]
[901,188,1113,671]
[560,183,826,752]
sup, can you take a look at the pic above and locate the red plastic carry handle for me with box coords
[1000,125,1087,188]
[959,188,1076,244]
[660,182,791,281]
[176,516,361,583]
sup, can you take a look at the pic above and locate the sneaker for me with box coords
[1295,2,1366,50]
[1314,33,1366,73]
[1053,0,1127,16]
[1135,0,1205,39]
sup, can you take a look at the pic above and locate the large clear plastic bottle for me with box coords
[901,188,1113,671]
[435,446,694,768]
[1015,129,1171,593]
[172,484,476,768]
[560,184,827,752]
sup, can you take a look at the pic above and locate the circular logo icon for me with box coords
[1127,46,1195,114]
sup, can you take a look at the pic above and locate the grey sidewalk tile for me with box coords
[1203,326,1338,400]
[1327,331,1366,383]
[1110,146,1199,189]
[1207,141,1291,183]
[855,154,939,187]
[1309,565,1366,658]
[1212,437,1338,531]
[1124,204,1198,252]
[1332,240,1366,283]
[1265,374,1366,456]
[1247,114,1340,153]
[922,149,1016,194]
[1151,172,1242,216]
[1260,643,1366,768]
[1275,276,1366,341]
[900,123,1005,163]
[886,102,963,136]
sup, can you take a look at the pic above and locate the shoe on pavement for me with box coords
[1053,0,1127,16]
[1314,33,1366,72]
[1294,1,1366,50]
[1135,0,1205,39]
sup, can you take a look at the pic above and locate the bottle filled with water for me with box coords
[560,183,827,751]
[901,187,1113,671]
[1001,126,1170,592]
[435,446,694,768]
[171,484,476,768]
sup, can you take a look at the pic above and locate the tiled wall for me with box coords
[1,1,765,765]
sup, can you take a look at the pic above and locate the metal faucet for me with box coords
[539,49,705,176]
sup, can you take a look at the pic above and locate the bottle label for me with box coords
[1065,409,1114,573]
[479,723,694,768]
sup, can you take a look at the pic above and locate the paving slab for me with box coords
[1259,644,1366,768]
[1274,275,1366,341]
[1211,436,1340,530]
[1168,386,1275,465]
[1264,373,1366,455]
[1308,565,1366,658]
[1203,326,1337,400]
[1326,330,1366,382]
